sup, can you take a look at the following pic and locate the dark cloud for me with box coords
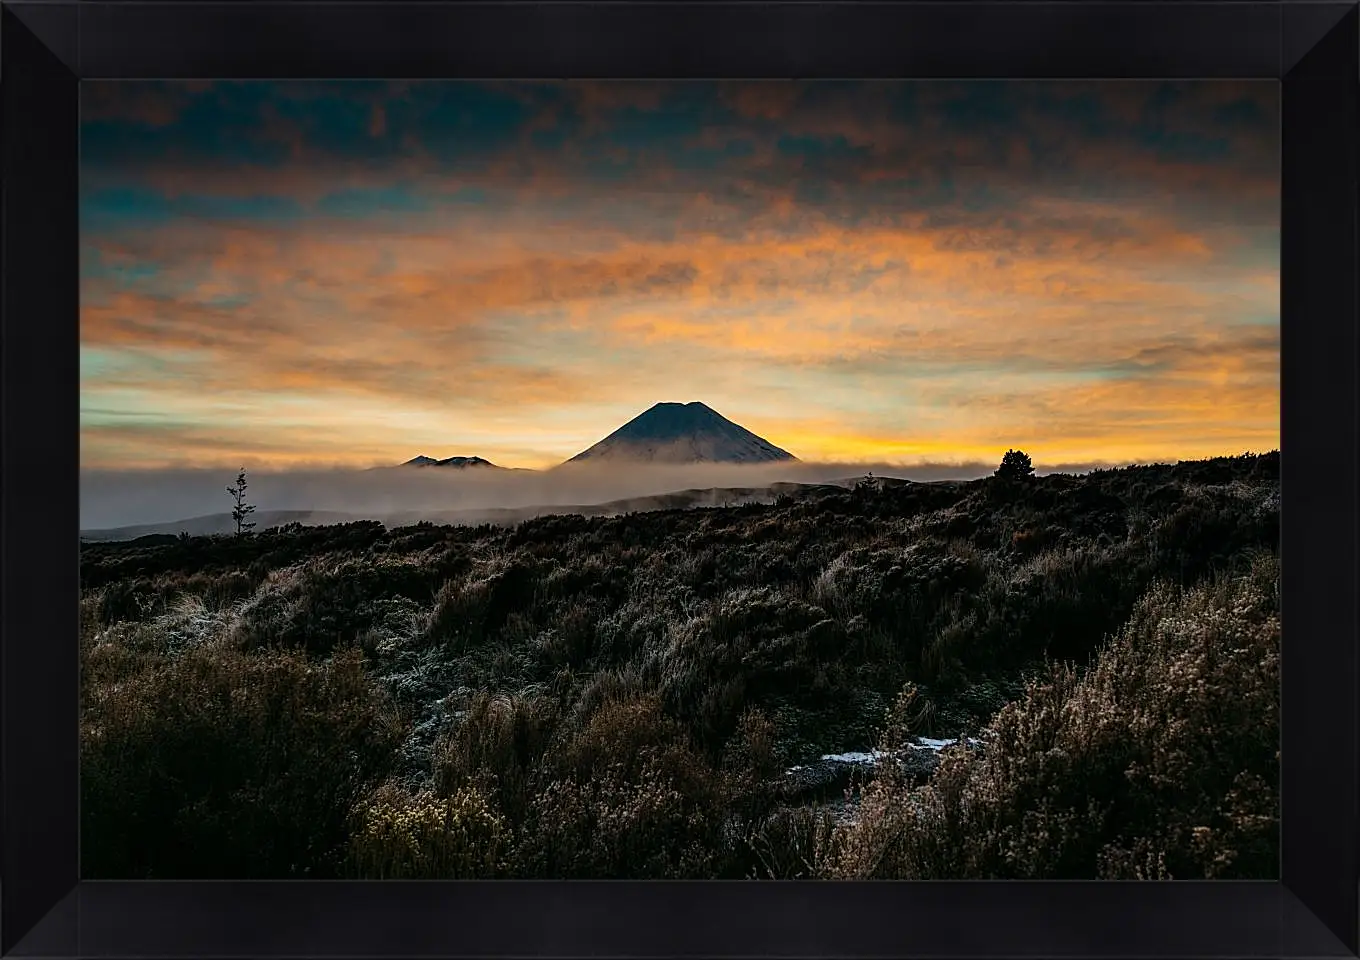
[81,81,1278,236]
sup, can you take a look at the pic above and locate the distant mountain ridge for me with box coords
[79,510,357,542]
[79,478,895,542]
[404,455,499,469]
[565,401,798,465]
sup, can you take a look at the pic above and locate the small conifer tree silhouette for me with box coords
[996,449,1035,481]
[854,470,878,493]
[227,468,257,536]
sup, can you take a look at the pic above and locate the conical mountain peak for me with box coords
[565,402,798,465]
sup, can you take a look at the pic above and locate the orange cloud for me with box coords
[79,82,1279,470]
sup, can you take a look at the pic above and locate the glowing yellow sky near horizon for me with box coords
[78,81,1280,471]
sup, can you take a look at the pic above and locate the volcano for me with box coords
[564,402,798,465]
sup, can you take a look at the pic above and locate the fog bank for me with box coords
[80,458,1123,531]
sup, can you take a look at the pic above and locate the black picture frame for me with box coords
[3,2,1356,957]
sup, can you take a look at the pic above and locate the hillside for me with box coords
[80,510,357,542]
[80,452,1280,881]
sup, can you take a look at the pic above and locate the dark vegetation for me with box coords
[226,468,257,537]
[995,448,1035,481]
[80,452,1280,879]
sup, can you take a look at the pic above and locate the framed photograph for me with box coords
[3,2,1356,957]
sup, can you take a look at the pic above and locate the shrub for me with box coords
[514,751,731,879]
[512,694,739,878]
[232,558,435,655]
[425,559,540,651]
[82,643,403,878]
[556,695,683,781]
[830,555,1279,880]
[347,782,507,878]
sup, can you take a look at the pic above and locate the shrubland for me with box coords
[80,452,1280,879]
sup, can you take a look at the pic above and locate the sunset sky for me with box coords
[80,81,1280,471]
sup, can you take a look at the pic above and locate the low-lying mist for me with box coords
[80,458,1119,533]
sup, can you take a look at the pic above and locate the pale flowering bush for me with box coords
[348,782,507,879]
